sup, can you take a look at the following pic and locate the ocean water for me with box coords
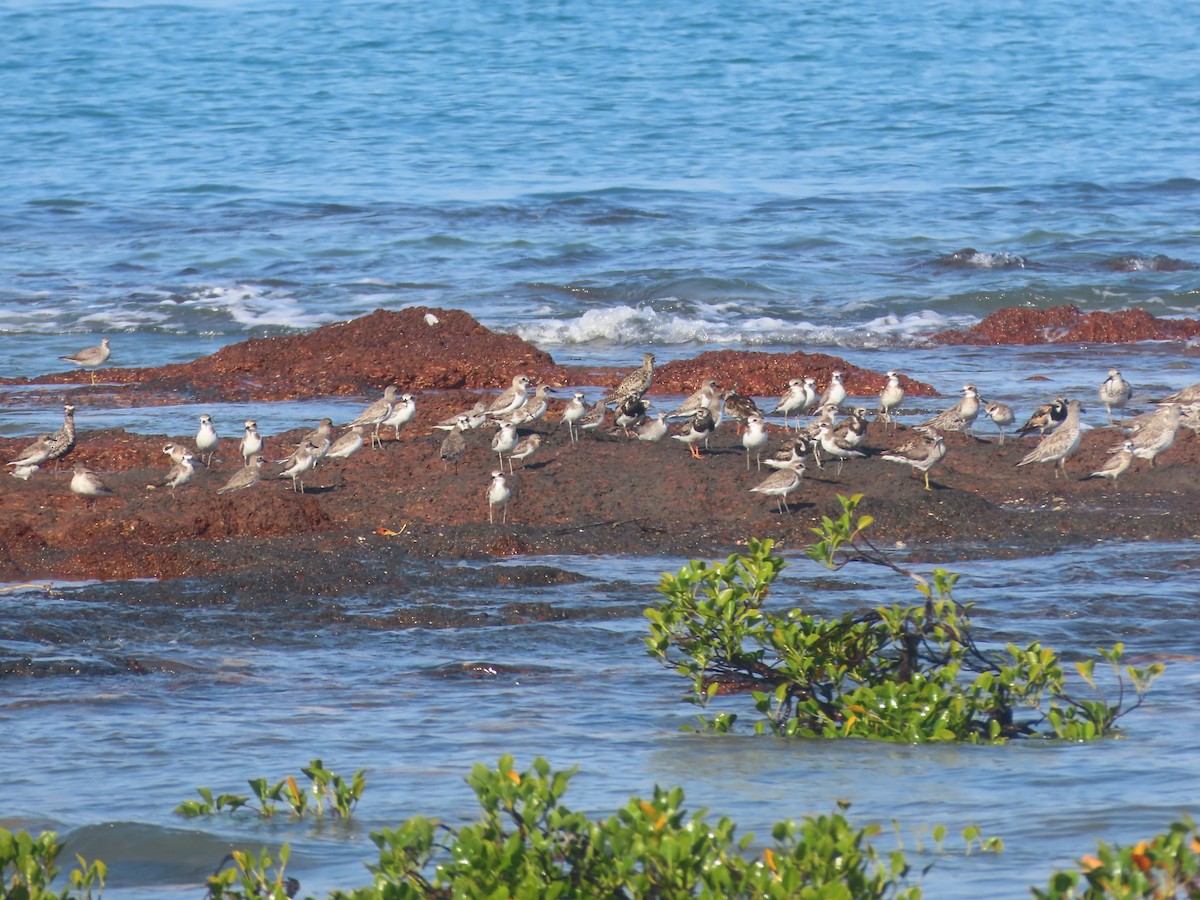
[3,1,1200,896]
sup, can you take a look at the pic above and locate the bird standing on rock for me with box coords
[487,471,512,524]
[1017,398,1067,437]
[882,429,946,491]
[605,352,655,408]
[71,462,114,499]
[59,337,111,384]
[672,407,716,459]
[877,371,904,429]
[195,414,220,467]
[1016,399,1083,478]
[239,420,263,465]
[1099,368,1133,424]
[347,385,399,450]
[218,455,265,494]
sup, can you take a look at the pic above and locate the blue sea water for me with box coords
[3,2,1200,896]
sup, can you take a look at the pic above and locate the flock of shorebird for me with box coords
[6,340,1199,521]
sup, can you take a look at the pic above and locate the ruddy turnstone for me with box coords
[984,401,1015,445]
[672,407,716,458]
[818,371,846,410]
[604,352,655,407]
[882,429,946,491]
[1016,399,1083,478]
[723,390,764,434]
[59,337,111,384]
[347,385,399,449]
[70,462,113,498]
[1087,440,1134,486]
[741,414,769,470]
[239,420,263,465]
[217,454,265,493]
[877,371,904,429]
[1099,368,1133,424]
[615,394,649,436]
[750,457,806,514]
[560,391,588,444]
[1017,398,1068,436]
[487,470,512,524]
[195,414,220,467]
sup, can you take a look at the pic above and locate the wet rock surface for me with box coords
[933,305,1200,345]
[0,306,1197,589]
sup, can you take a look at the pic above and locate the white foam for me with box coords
[187,284,337,330]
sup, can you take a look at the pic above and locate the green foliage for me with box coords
[646,495,1162,742]
[0,827,106,900]
[176,759,365,820]
[325,754,957,898]
[1034,815,1200,898]
[205,845,298,900]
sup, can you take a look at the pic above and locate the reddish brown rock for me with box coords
[934,305,1200,345]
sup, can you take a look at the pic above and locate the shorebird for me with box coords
[723,390,764,434]
[1099,368,1133,424]
[439,416,470,473]
[1016,399,1084,478]
[279,441,321,492]
[1087,440,1134,487]
[818,371,846,410]
[833,407,869,449]
[764,437,813,470]
[326,426,365,460]
[217,454,265,494]
[163,451,196,493]
[347,385,399,449]
[636,412,669,443]
[10,463,39,481]
[882,429,947,491]
[672,407,716,458]
[604,352,655,407]
[487,470,512,524]
[750,457,806,514]
[816,421,865,475]
[60,337,111,384]
[984,401,1015,445]
[239,420,263,465]
[741,414,769,470]
[560,391,588,444]
[577,400,608,438]
[437,400,488,430]
[70,462,113,499]
[877,371,904,429]
[508,433,542,469]
[42,404,77,469]
[195,414,220,467]
[491,422,519,474]
[1017,398,1068,437]
[615,394,649,436]
[769,379,809,430]
[1155,382,1200,409]
[664,378,720,420]
[382,393,417,440]
[922,384,980,435]
[163,442,189,464]
[1124,402,1181,467]
[486,375,532,418]
[7,434,56,470]
[299,418,335,462]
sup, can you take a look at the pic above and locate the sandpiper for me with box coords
[877,371,904,430]
[664,378,720,420]
[1087,440,1134,487]
[71,462,113,499]
[1016,399,1083,478]
[60,337,111,384]
[1125,402,1181,467]
[1155,382,1200,409]
[882,429,946,491]
[604,352,655,407]
[196,414,220,467]
[347,385,399,449]
[984,401,1015,445]
[741,414,769,470]
[217,454,265,494]
[1099,368,1133,424]
[577,400,608,437]
[636,412,669,443]
[487,470,512,524]
[749,457,806,514]
[239,420,263,465]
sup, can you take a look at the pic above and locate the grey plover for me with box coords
[217,455,265,494]
[59,337,111,384]
[71,462,114,498]
[327,426,365,460]
[984,401,1015,445]
[1016,399,1083,478]
[239,420,263,465]
[1087,440,1134,486]
[1017,398,1068,436]
[1099,369,1133,424]
[347,385,399,449]
[741,414,769,470]
[882,429,946,491]
[672,407,715,458]
[42,404,77,469]
[195,414,219,467]
[877,371,904,429]
[604,352,655,407]
[487,470,512,524]
[750,457,806,514]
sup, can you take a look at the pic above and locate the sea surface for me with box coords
[2,1,1199,896]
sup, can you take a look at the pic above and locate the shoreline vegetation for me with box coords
[0,304,1197,584]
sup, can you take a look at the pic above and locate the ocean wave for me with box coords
[928,247,1028,270]
[177,283,338,330]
